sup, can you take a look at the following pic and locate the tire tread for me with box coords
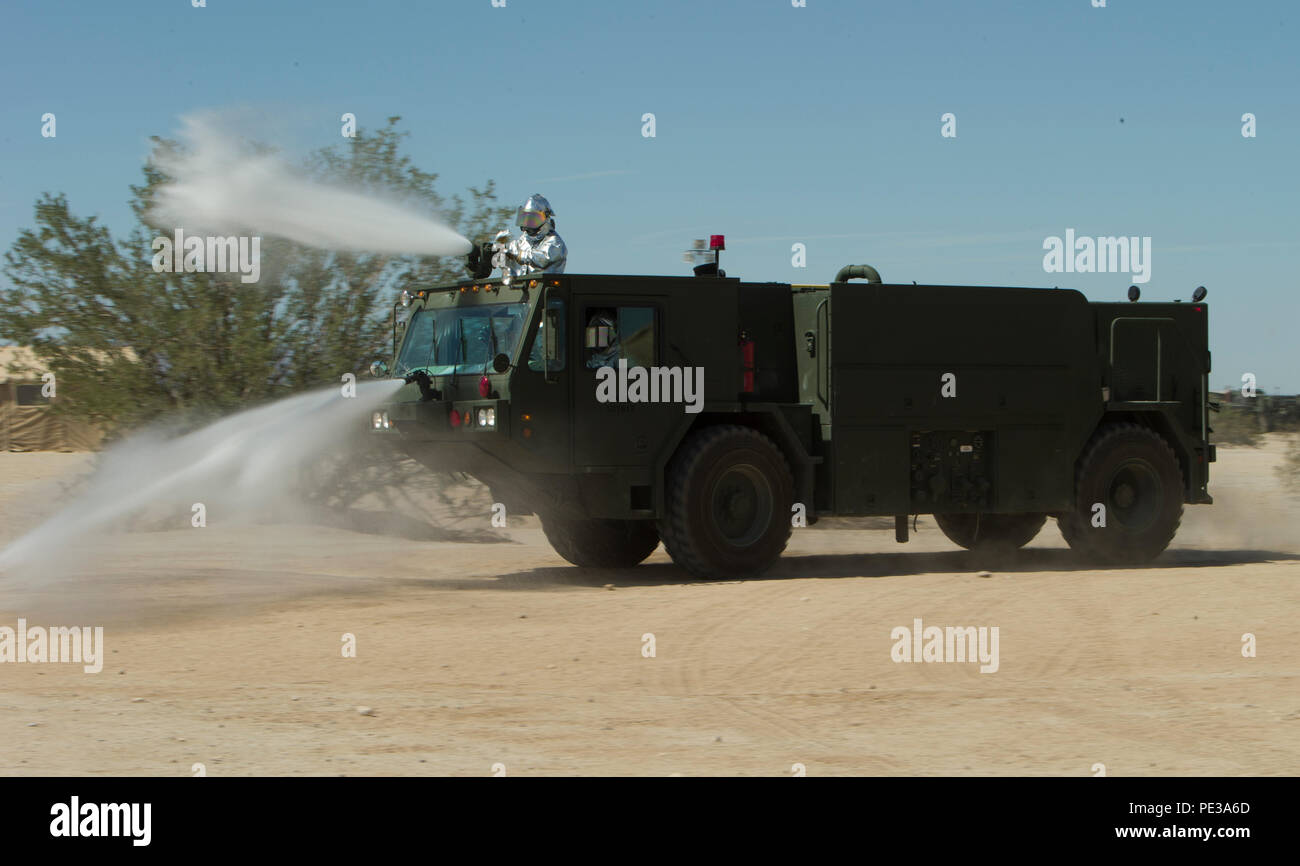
[1058,421,1184,562]
[657,425,793,579]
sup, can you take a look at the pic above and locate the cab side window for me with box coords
[584,305,657,369]
[527,298,565,372]
[619,307,656,367]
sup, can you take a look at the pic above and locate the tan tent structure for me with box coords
[0,346,104,451]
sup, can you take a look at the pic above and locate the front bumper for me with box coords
[369,398,509,441]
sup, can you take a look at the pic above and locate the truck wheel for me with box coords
[933,512,1046,552]
[1058,423,1184,563]
[657,425,794,579]
[539,515,660,568]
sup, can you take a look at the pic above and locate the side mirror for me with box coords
[492,353,511,374]
[369,360,389,378]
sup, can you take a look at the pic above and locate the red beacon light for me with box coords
[478,375,491,398]
[685,234,727,278]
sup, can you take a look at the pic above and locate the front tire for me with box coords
[539,515,660,568]
[1058,422,1184,563]
[657,426,794,579]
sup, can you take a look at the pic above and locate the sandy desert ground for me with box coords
[1,437,1298,776]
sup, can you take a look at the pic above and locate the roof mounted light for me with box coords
[399,290,412,308]
[684,234,726,278]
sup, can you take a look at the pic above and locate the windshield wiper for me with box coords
[397,312,436,378]
[484,316,500,375]
[399,314,440,400]
[451,316,466,388]
[425,319,438,373]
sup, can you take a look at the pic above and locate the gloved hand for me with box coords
[492,230,517,262]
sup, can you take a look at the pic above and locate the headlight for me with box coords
[371,411,391,430]
[399,290,412,308]
[486,408,496,427]
[477,408,488,428]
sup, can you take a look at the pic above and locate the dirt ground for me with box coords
[2,437,1298,776]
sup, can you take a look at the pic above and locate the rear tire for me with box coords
[539,515,660,568]
[934,512,1046,552]
[1058,422,1184,563]
[657,425,794,579]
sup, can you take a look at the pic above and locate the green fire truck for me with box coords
[369,251,1213,578]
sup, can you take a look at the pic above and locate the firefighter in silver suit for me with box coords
[494,193,567,277]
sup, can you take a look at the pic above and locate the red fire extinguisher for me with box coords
[740,330,755,394]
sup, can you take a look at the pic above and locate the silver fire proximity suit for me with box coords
[495,193,567,277]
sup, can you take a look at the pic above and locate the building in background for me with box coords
[0,346,103,451]
[1209,388,1299,434]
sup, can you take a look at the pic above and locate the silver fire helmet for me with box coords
[516,194,555,235]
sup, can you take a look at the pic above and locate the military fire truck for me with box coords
[369,245,1213,578]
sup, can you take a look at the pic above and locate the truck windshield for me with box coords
[395,302,529,377]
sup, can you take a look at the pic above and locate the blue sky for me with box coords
[2,0,1297,390]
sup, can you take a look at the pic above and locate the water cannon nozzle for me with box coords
[404,370,441,402]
